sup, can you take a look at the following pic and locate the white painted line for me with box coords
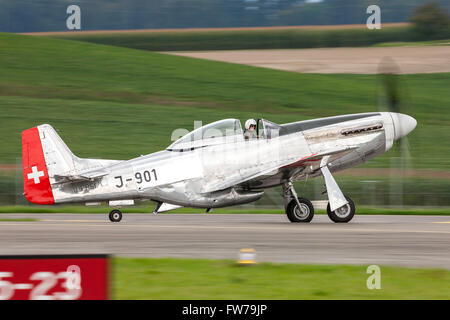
[1,222,448,234]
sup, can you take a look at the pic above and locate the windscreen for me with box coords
[168,119,243,150]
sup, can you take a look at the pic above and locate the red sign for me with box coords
[0,255,110,300]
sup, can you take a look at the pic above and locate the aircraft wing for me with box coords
[201,146,357,193]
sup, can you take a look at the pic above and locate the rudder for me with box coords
[22,126,55,204]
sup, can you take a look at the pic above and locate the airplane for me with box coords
[21,112,416,223]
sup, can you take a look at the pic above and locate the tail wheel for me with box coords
[327,196,355,223]
[286,198,314,223]
[109,209,122,222]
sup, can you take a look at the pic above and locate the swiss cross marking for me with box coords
[27,166,44,184]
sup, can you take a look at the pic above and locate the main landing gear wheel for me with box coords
[109,209,122,222]
[286,198,314,223]
[327,196,355,223]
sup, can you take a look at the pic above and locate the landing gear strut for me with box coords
[109,209,122,222]
[320,164,356,223]
[283,182,314,223]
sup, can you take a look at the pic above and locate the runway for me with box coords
[1,213,449,269]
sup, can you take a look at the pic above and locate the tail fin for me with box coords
[22,125,56,204]
[22,124,83,204]
[22,124,121,204]
[33,124,80,176]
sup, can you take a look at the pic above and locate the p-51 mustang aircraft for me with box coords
[22,112,416,223]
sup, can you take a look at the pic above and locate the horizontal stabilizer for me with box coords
[53,170,108,183]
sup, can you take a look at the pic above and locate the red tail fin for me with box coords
[22,127,55,204]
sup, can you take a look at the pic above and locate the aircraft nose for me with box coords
[390,112,417,140]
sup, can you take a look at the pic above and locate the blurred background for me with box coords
[0,0,449,212]
[0,0,449,32]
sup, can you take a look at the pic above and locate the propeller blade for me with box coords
[376,56,414,167]
[377,56,402,113]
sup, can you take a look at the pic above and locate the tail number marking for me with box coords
[115,169,158,189]
[135,169,157,184]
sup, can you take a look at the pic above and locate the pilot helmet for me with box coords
[245,119,257,130]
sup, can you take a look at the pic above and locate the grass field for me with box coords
[373,39,450,47]
[0,32,448,169]
[0,32,449,206]
[0,218,37,221]
[113,257,450,299]
[44,25,423,51]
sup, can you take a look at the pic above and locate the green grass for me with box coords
[0,32,449,207]
[2,95,449,170]
[47,26,426,51]
[0,32,448,170]
[1,205,448,215]
[373,39,450,47]
[113,257,450,299]
[0,218,37,222]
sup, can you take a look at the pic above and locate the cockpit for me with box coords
[167,119,243,151]
[256,118,282,139]
[167,118,282,151]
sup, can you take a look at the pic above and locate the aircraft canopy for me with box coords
[167,119,244,151]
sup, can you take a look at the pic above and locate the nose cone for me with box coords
[390,113,417,140]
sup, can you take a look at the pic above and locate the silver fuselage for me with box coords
[50,112,413,208]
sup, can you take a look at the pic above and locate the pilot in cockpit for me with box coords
[244,119,257,140]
